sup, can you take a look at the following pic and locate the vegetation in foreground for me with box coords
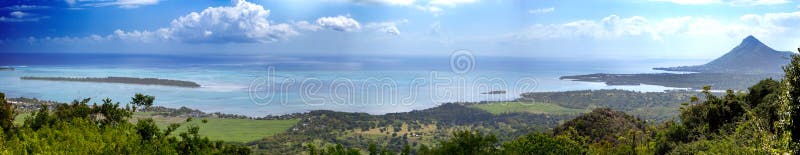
[0,93,250,154]
[3,49,800,154]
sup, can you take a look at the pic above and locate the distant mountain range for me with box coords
[654,36,795,74]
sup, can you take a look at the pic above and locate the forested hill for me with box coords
[654,35,794,74]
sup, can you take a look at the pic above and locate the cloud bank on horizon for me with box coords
[0,0,798,59]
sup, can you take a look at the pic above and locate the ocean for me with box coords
[0,53,706,116]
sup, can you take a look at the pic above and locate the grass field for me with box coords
[13,112,296,143]
[13,112,30,126]
[172,118,298,143]
[134,113,299,143]
[468,102,588,115]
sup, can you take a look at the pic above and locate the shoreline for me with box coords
[20,76,201,88]
[559,72,780,90]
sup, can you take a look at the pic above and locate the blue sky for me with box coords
[0,0,799,60]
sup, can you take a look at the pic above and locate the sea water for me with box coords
[0,54,706,116]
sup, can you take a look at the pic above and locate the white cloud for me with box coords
[528,7,554,14]
[348,0,416,6]
[516,15,653,40]
[513,13,788,41]
[166,0,297,43]
[10,11,27,18]
[0,11,48,22]
[79,0,160,8]
[728,0,790,5]
[340,0,475,15]
[414,5,443,14]
[293,21,322,31]
[316,15,362,32]
[366,19,408,35]
[65,0,76,6]
[739,11,800,36]
[651,0,789,6]
[515,11,800,43]
[428,0,477,7]
[3,5,51,10]
[651,0,721,5]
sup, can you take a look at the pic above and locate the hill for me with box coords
[654,36,794,73]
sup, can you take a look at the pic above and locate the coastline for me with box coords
[20,76,201,88]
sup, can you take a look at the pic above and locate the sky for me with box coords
[0,0,799,60]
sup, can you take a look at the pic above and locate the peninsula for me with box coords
[20,76,201,88]
[561,36,793,90]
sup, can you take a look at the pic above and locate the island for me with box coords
[20,76,201,88]
[0,67,14,71]
[481,90,506,94]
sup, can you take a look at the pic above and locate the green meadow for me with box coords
[135,113,299,143]
[469,102,588,115]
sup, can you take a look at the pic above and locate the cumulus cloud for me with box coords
[164,0,298,43]
[348,0,416,6]
[514,12,800,41]
[0,11,49,22]
[516,15,652,40]
[292,21,322,31]
[739,11,800,36]
[10,11,27,18]
[84,0,160,8]
[85,0,295,43]
[3,5,51,10]
[66,0,161,8]
[365,19,408,35]
[651,0,789,6]
[316,15,362,32]
[414,5,443,14]
[340,0,476,15]
[428,0,477,7]
[528,7,555,14]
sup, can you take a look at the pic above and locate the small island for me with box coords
[20,76,201,88]
[481,90,506,94]
[0,67,14,71]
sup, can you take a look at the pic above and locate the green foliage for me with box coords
[0,93,251,154]
[430,130,498,155]
[135,118,160,141]
[501,133,584,155]
[784,51,800,146]
[0,93,15,136]
[680,87,746,138]
[553,108,645,143]
[131,93,155,112]
[307,143,362,155]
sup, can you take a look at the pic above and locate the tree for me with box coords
[131,93,155,112]
[748,79,780,108]
[401,144,411,155]
[368,142,378,155]
[0,93,14,136]
[502,133,584,155]
[135,118,160,141]
[783,49,800,145]
[432,130,498,154]
[97,98,132,126]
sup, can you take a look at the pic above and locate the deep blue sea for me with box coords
[0,53,706,116]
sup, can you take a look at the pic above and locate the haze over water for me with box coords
[0,53,704,116]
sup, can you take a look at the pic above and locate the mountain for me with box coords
[654,36,794,74]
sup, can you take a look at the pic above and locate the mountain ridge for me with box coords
[654,36,794,74]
